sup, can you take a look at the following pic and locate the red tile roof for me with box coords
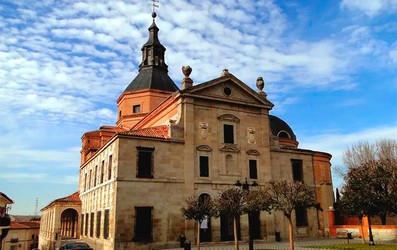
[41,191,80,211]
[53,191,80,202]
[10,221,40,229]
[10,215,40,222]
[124,126,169,139]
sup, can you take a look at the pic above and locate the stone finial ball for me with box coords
[182,66,192,77]
[256,77,265,91]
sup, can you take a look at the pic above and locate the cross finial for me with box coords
[150,0,160,19]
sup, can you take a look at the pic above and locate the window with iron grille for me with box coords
[80,214,84,236]
[104,209,109,239]
[137,147,154,178]
[90,212,94,237]
[84,214,88,236]
[96,211,101,238]
[108,155,112,180]
[100,160,104,184]
[94,165,97,186]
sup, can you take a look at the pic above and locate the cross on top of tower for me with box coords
[150,0,159,19]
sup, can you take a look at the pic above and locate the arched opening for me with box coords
[225,154,234,173]
[277,131,291,139]
[199,194,211,242]
[60,208,79,239]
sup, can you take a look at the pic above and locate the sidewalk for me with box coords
[167,238,397,250]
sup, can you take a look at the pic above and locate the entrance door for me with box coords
[249,211,261,239]
[221,215,240,241]
[200,216,211,242]
[199,194,211,242]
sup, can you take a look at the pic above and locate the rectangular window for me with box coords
[89,170,92,189]
[133,105,141,114]
[108,155,112,180]
[199,156,209,177]
[90,212,94,237]
[81,214,84,236]
[104,209,110,239]
[295,206,308,227]
[137,147,154,178]
[94,165,97,186]
[134,207,153,242]
[100,160,104,184]
[85,213,89,236]
[292,159,303,182]
[249,159,258,179]
[96,211,101,238]
[223,124,234,144]
[84,173,87,191]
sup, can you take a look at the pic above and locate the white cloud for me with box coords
[0,172,78,185]
[341,0,397,16]
[390,42,397,63]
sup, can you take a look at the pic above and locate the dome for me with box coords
[269,115,297,141]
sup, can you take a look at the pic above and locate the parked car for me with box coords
[59,242,93,250]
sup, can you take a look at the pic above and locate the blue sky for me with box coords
[0,0,396,215]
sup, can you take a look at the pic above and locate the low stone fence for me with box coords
[331,225,397,241]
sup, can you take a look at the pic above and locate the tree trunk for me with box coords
[368,216,375,245]
[288,215,294,250]
[359,216,366,244]
[380,213,387,225]
[234,216,239,250]
[197,221,201,250]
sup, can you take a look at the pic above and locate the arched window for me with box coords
[278,131,291,139]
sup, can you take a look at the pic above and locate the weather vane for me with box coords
[150,0,159,13]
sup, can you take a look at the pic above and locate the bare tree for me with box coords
[181,195,215,250]
[343,141,376,169]
[342,139,397,225]
[215,188,246,250]
[377,139,397,164]
[267,180,316,250]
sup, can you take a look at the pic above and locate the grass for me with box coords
[308,243,397,249]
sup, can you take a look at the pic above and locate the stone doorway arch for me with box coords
[60,208,78,239]
[199,193,211,242]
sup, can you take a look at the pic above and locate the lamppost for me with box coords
[235,178,258,250]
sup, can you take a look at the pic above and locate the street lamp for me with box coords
[235,178,258,250]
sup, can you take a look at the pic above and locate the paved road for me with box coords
[168,238,397,250]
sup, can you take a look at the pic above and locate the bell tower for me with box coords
[116,11,179,129]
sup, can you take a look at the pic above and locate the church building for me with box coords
[40,11,334,250]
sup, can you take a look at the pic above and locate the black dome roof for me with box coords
[269,115,296,141]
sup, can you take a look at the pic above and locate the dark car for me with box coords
[59,242,93,250]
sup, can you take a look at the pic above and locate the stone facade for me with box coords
[39,192,81,250]
[78,73,333,250]
[42,13,334,250]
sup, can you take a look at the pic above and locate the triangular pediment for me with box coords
[181,73,273,109]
